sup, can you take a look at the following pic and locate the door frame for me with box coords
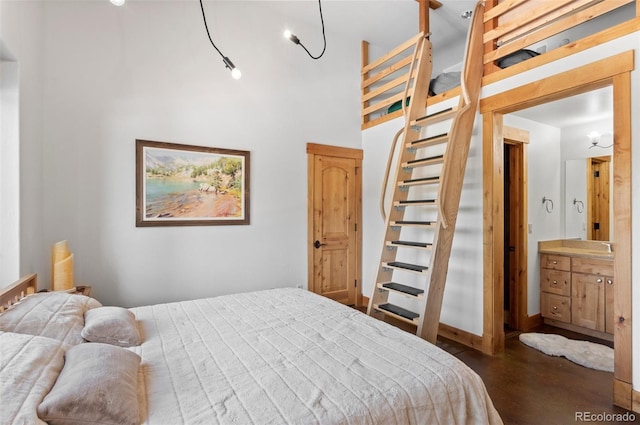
[503,126,530,331]
[306,143,363,306]
[586,155,612,241]
[480,51,633,408]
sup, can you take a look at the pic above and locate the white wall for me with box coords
[0,1,45,285]
[11,0,364,306]
[0,59,20,285]
[503,114,563,316]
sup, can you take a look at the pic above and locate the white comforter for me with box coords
[130,288,502,425]
[0,332,66,425]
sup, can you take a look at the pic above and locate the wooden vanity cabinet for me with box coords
[540,253,614,337]
[571,257,614,334]
[540,254,571,323]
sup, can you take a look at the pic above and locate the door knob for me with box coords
[313,240,326,249]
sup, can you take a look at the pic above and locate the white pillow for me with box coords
[37,343,141,425]
[81,306,141,347]
[0,292,101,345]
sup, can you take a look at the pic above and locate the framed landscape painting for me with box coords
[136,140,250,226]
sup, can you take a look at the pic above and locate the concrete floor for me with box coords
[355,306,639,424]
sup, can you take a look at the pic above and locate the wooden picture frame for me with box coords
[136,140,250,227]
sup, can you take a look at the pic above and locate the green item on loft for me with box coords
[387,96,411,113]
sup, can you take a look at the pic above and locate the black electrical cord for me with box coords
[198,0,240,77]
[304,0,327,59]
[199,0,223,58]
[290,0,327,60]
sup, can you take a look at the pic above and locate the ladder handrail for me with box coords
[400,33,425,117]
[380,127,404,221]
[380,32,426,221]
[436,0,484,229]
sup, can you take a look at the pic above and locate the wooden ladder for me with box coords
[367,1,484,344]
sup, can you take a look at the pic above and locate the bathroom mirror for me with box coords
[564,155,612,241]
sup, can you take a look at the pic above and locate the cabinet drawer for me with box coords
[540,269,571,296]
[540,254,570,271]
[541,293,571,323]
[571,257,614,276]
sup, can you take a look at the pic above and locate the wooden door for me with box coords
[307,144,362,305]
[587,156,610,241]
[503,126,529,331]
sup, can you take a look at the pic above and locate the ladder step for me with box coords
[387,240,432,249]
[375,303,420,323]
[399,176,440,187]
[394,199,437,207]
[383,261,429,273]
[379,282,425,297]
[391,220,437,228]
[402,155,444,169]
[407,133,449,149]
[410,107,458,127]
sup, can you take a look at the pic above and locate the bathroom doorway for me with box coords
[480,51,633,407]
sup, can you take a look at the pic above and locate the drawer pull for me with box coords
[607,279,613,285]
[552,260,558,264]
[552,280,557,284]
[553,306,558,310]
[596,278,603,283]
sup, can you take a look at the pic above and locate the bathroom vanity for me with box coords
[539,239,614,341]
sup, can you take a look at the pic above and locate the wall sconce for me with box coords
[283,0,327,60]
[587,131,613,149]
[199,0,241,79]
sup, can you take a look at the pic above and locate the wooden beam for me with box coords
[482,112,505,356]
[418,0,430,34]
[361,40,370,127]
[612,70,632,385]
[480,51,634,114]
[415,0,441,33]
[415,0,442,10]
[483,0,501,75]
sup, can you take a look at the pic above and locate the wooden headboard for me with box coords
[0,274,37,312]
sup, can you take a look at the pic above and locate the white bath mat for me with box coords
[519,333,613,372]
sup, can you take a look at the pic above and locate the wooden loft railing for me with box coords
[361,0,640,130]
[483,0,636,74]
[361,34,461,130]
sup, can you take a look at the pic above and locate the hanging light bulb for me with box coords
[110,0,125,6]
[282,0,327,60]
[223,57,242,80]
[284,29,300,45]
[199,0,242,80]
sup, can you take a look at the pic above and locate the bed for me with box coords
[0,274,503,425]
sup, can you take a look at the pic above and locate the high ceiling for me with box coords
[298,0,612,130]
